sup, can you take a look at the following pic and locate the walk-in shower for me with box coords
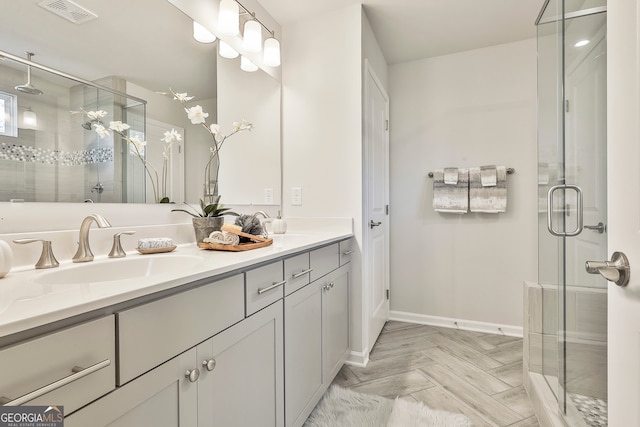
[529,1,607,426]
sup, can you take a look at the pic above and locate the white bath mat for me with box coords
[304,385,472,427]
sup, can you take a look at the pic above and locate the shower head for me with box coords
[14,52,43,95]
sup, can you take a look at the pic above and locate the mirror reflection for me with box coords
[0,0,281,205]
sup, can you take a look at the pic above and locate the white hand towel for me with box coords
[432,168,469,214]
[444,167,458,185]
[469,165,507,213]
[480,165,497,187]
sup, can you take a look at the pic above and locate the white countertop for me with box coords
[0,228,352,339]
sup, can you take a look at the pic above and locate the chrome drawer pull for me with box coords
[341,250,354,256]
[292,269,313,279]
[0,359,111,406]
[257,280,287,295]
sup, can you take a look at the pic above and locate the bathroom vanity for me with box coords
[0,229,353,427]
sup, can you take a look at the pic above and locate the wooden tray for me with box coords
[198,238,273,252]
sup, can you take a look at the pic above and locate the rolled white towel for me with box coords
[203,231,240,246]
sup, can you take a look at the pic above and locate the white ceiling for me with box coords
[258,0,545,64]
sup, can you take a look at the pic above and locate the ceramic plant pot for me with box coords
[192,217,224,244]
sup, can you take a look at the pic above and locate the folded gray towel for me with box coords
[432,168,469,214]
[469,166,507,213]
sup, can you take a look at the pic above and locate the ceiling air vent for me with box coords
[38,0,98,24]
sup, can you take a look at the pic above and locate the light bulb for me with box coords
[243,19,262,53]
[23,109,37,129]
[219,40,239,59]
[218,0,239,35]
[240,56,258,72]
[263,37,281,67]
[574,39,590,47]
[193,21,216,43]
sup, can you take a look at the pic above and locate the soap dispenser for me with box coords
[272,211,287,234]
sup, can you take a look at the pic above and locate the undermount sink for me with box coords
[33,254,203,285]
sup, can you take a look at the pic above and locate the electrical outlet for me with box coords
[291,187,302,206]
[264,188,273,204]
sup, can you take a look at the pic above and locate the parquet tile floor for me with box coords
[332,321,540,426]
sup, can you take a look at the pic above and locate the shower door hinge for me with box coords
[386,289,390,300]
[385,204,389,215]
[565,99,570,112]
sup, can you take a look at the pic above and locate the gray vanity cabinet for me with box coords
[284,280,324,427]
[284,260,351,427]
[197,300,284,427]
[65,348,199,427]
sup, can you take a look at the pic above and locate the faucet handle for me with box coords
[108,231,136,258]
[13,239,60,269]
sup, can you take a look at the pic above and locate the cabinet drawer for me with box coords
[245,261,284,316]
[117,274,244,385]
[284,253,311,296]
[310,244,339,282]
[339,239,355,266]
[0,316,115,415]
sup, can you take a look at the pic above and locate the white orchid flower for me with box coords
[162,128,183,143]
[174,92,194,102]
[208,124,224,143]
[94,124,110,139]
[109,121,131,132]
[233,119,253,132]
[186,105,209,124]
[87,110,108,120]
[129,135,147,153]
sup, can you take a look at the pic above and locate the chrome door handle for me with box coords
[585,251,630,287]
[584,222,606,234]
[369,220,382,229]
[547,185,583,236]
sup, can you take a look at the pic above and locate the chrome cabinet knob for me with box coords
[202,359,216,372]
[185,368,200,383]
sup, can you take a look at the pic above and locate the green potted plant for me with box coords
[172,198,238,244]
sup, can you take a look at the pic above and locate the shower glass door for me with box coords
[537,1,607,425]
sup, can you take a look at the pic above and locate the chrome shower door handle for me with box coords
[584,222,606,234]
[585,251,630,287]
[370,220,382,229]
[547,184,583,237]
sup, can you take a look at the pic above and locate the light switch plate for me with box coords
[264,188,273,204]
[291,187,302,206]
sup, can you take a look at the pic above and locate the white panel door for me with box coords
[364,60,389,352]
[607,2,640,425]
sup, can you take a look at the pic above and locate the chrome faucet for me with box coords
[253,211,270,219]
[72,214,112,263]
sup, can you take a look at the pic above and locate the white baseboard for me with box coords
[389,310,523,338]
[345,349,369,368]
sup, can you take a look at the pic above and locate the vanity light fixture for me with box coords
[216,0,281,67]
[193,21,216,43]
[240,56,258,72]
[218,0,240,35]
[219,40,239,59]
[263,35,281,67]
[242,16,262,53]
